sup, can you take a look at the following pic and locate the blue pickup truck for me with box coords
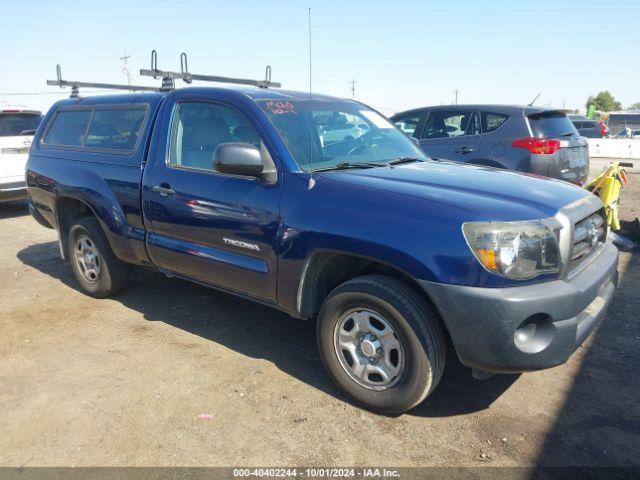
[26,87,618,414]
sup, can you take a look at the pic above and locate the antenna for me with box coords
[307,7,315,189]
[529,92,541,106]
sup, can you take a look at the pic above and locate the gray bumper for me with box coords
[419,241,618,373]
[0,181,28,202]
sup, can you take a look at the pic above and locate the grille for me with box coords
[569,210,606,273]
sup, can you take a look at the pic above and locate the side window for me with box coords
[85,108,146,150]
[169,102,262,171]
[43,110,91,146]
[481,112,509,133]
[392,112,421,137]
[423,110,472,139]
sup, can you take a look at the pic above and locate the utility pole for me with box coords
[349,79,357,98]
[453,89,459,105]
[120,53,131,91]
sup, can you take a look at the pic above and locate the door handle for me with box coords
[455,146,474,154]
[151,184,176,197]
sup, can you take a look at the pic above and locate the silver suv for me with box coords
[391,105,589,186]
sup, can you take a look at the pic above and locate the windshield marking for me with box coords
[265,100,297,115]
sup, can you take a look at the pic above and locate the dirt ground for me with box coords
[0,167,638,468]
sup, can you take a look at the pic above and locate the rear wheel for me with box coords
[68,217,129,298]
[316,275,446,414]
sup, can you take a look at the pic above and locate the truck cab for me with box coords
[26,87,618,414]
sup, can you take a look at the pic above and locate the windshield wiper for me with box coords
[386,157,425,166]
[313,158,424,172]
[313,161,382,172]
[560,132,576,137]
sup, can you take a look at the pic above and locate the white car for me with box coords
[0,108,42,202]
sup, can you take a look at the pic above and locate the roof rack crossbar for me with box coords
[140,52,281,89]
[46,50,282,99]
[145,50,175,91]
[47,65,160,98]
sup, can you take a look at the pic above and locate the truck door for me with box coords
[418,109,481,163]
[142,93,281,303]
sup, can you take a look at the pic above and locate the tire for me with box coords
[316,275,446,414]
[68,217,129,298]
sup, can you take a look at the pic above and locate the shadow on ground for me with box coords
[533,249,640,471]
[17,240,516,417]
[0,200,29,220]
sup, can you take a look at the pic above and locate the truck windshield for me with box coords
[258,99,426,171]
[0,113,42,137]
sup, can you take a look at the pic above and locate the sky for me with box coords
[1,0,638,116]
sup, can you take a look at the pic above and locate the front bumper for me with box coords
[419,241,618,373]
[0,180,28,202]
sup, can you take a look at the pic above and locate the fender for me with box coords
[274,172,502,317]
[28,155,149,265]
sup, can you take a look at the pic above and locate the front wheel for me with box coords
[316,275,446,414]
[68,217,129,298]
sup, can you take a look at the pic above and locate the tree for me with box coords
[629,102,640,111]
[585,91,622,112]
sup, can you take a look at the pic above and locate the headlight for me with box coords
[462,220,561,279]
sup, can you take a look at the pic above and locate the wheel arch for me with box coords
[54,192,137,264]
[296,250,444,327]
[55,195,102,259]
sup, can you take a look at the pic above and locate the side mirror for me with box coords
[213,142,264,177]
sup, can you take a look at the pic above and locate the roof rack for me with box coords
[139,51,281,89]
[47,51,281,99]
[47,65,161,98]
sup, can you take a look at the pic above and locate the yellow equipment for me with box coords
[586,161,628,231]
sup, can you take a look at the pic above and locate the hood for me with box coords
[318,160,591,221]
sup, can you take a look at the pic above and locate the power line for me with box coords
[349,79,357,98]
[120,53,132,90]
[367,103,403,114]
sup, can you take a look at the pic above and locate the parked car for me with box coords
[315,113,370,145]
[26,89,617,414]
[568,115,609,138]
[0,107,42,202]
[391,105,589,185]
